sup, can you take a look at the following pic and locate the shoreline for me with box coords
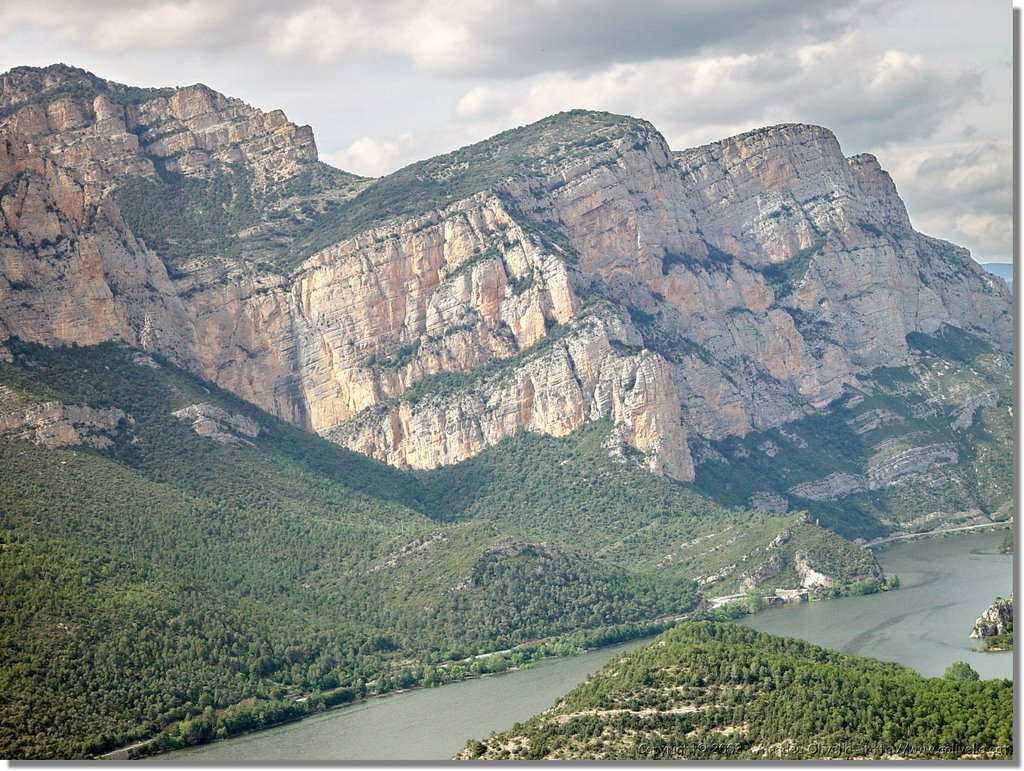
[106,624,673,761]
[864,521,1011,551]
[107,526,1011,761]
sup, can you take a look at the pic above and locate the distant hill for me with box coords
[981,263,1013,292]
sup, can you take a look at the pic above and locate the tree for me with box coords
[943,661,980,681]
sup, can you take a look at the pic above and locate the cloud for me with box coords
[322,133,423,177]
[878,141,1011,260]
[266,5,375,63]
[89,1,256,52]
[453,86,515,122]
[446,31,983,155]
[393,0,866,78]
[3,0,869,76]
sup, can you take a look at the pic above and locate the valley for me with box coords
[0,63,1013,759]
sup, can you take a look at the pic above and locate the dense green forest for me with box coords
[0,338,896,758]
[0,337,991,759]
[460,622,1013,760]
[0,340,705,758]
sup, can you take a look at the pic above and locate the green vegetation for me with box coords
[760,237,825,294]
[291,110,649,257]
[0,340,705,758]
[462,622,1012,760]
[115,169,259,265]
[418,420,878,593]
[113,161,368,272]
[943,661,980,681]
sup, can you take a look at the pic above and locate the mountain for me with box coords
[458,622,1012,760]
[0,335,875,758]
[1,65,1012,539]
[1,65,1013,536]
[0,64,1014,757]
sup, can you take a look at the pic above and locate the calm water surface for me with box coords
[160,530,1011,761]
[157,637,646,761]
[740,530,1013,679]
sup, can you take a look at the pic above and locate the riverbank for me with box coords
[864,521,1011,551]
[124,528,1011,761]
[108,618,682,760]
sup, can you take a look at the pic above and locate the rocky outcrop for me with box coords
[741,553,784,589]
[0,400,132,448]
[951,391,999,431]
[171,402,260,445]
[866,443,958,487]
[748,491,789,513]
[794,551,836,589]
[788,443,958,501]
[846,409,904,435]
[788,472,869,502]
[0,65,316,189]
[0,133,194,358]
[0,65,1013,480]
[323,311,693,479]
[766,529,792,549]
[971,595,1013,638]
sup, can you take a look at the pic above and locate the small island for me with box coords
[971,595,1013,651]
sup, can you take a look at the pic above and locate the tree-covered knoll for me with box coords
[460,622,1013,760]
[417,420,878,593]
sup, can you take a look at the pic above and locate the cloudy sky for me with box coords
[0,0,1013,263]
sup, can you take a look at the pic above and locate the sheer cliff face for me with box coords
[0,66,1012,481]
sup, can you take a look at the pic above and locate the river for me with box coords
[739,529,1013,680]
[159,529,1011,761]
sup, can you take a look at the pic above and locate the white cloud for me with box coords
[878,141,1011,261]
[322,134,422,177]
[453,85,515,122]
[266,5,374,63]
[90,1,250,52]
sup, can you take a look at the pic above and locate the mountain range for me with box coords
[0,64,1013,758]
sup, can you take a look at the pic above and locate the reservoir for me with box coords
[739,529,1013,680]
[156,637,648,761]
[159,529,1011,761]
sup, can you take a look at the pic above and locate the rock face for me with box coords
[0,65,1013,483]
[971,595,1013,639]
[787,443,959,502]
[171,402,260,445]
[0,400,132,448]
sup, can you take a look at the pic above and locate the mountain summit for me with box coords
[0,64,1012,526]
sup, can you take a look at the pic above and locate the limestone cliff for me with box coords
[0,65,1013,487]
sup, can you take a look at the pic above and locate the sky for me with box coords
[0,0,1014,264]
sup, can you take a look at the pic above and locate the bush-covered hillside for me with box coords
[460,622,1013,760]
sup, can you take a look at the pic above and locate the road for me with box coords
[866,522,1010,548]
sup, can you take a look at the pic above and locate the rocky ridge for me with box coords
[0,65,1013,487]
